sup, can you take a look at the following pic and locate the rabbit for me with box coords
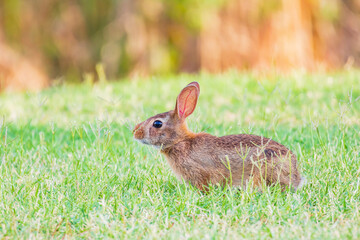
[133,81,306,191]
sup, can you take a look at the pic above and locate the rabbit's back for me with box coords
[215,134,302,189]
[162,133,302,190]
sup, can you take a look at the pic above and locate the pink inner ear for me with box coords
[179,88,193,118]
[177,85,198,119]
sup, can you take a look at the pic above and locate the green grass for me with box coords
[0,71,359,239]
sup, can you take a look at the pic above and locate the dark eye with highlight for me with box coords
[153,120,163,128]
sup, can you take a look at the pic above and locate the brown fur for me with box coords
[133,82,304,191]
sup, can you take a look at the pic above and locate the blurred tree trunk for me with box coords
[256,0,314,70]
[199,0,317,71]
[0,42,48,91]
[338,0,360,66]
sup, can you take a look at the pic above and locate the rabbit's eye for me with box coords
[153,120,163,128]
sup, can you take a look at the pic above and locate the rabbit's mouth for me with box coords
[136,138,151,145]
[135,138,164,149]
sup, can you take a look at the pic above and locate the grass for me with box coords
[0,70,359,239]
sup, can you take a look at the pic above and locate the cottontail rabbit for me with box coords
[133,82,306,191]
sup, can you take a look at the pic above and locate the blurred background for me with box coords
[0,0,360,91]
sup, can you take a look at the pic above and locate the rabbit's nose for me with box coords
[133,123,144,139]
[133,123,141,133]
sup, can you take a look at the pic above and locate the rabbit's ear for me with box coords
[175,82,200,120]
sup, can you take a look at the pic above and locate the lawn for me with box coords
[0,71,359,239]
